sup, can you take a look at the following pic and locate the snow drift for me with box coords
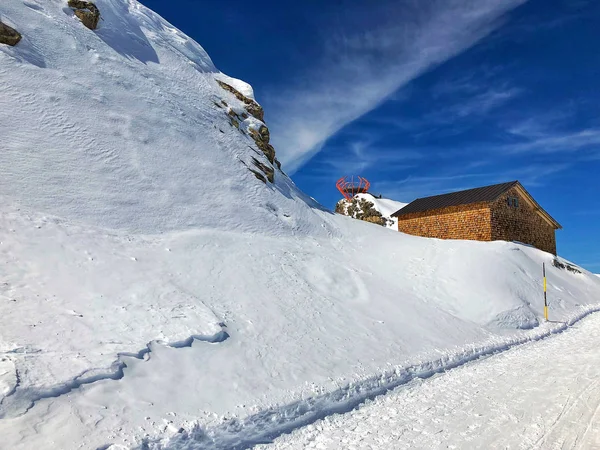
[0,1,599,449]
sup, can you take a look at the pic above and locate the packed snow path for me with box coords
[260,313,600,450]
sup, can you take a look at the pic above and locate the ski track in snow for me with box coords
[255,311,600,450]
[0,327,230,420]
[144,305,600,450]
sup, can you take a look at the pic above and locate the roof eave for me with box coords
[513,183,562,230]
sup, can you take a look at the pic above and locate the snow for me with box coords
[215,73,256,100]
[0,0,326,237]
[0,0,599,449]
[259,312,600,450]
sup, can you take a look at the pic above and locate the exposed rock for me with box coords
[0,22,22,47]
[553,258,582,274]
[216,80,264,121]
[216,79,283,178]
[336,197,392,227]
[362,215,388,226]
[249,127,276,164]
[250,170,267,183]
[258,125,270,143]
[226,109,241,129]
[68,0,101,30]
[251,157,274,183]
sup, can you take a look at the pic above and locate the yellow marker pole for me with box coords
[543,263,549,321]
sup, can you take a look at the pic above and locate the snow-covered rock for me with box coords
[336,193,407,229]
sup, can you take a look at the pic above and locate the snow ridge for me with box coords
[0,326,229,420]
[144,305,600,450]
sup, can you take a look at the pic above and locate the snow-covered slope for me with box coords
[336,193,408,229]
[0,0,328,237]
[0,1,600,449]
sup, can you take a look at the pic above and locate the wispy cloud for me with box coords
[358,73,521,139]
[504,113,600,156]
[372,158,571,202]
[326,139,422,172]
[266,0,528,173]
[508,129,600,154]
[428,85,522,124]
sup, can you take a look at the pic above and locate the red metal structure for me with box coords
[336,176,371,200]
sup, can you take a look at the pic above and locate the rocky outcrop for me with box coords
[0,22,22,46]
[336,197,391,227]
[216,80,283,184]
[251,157,274,183]
[250,170,267,183]
[249,126,276,164]
[68,0,101,30]
[553,258,582,274]
[216,80,264,121]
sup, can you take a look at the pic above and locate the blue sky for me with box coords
[142,0,600,271]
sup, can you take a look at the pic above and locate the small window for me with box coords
[513,198,519,208]
[507,196,519,208]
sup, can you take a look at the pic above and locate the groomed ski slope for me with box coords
[1,0,600,448]
[258,312,600,450]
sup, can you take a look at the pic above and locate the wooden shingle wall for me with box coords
[490,187,557,254]
[396,202,492,241]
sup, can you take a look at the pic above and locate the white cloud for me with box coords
[373,160,571,202]
[507,128,600,154]
[505,113,600,155]
[266,0,528,173]
[319,140,423,176]
[439,86,521,119]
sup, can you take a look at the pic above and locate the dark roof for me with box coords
[391,181,519,217]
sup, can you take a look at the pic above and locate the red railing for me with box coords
[336,176,371,200]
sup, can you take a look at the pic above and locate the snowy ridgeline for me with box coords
[0,1,600,449]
